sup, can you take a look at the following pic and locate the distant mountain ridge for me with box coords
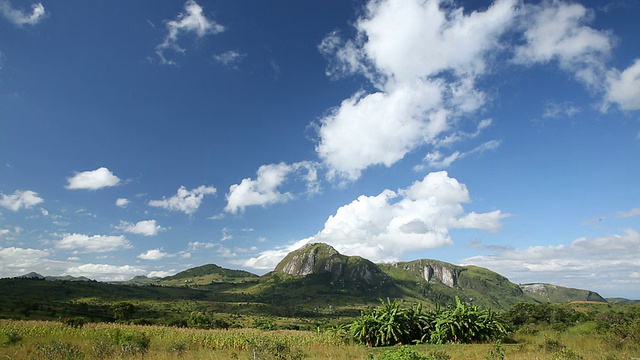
[17,272,92,282]
[14,243,630,307]
[520,283,606,303]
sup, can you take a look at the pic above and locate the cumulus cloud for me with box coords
[317,0,632,181]
[462,228,640,297]
[225,162,320,213]
[0,190,43,211]
[117,220,165,236]
[605,59,640,111]
[0,0,45,26]
[65,263,147,282]
[55,233,131,253]
[137,248,171,260]
[244,171,509,269]
[66,167,121,190]
[115,198,130,207]
[149,185,216,214]
[156,0,225,65]
[0,247,50,272]
[316,0,517,181]
[513,0,613,88]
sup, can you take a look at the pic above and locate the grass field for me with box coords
[1,319,638,359]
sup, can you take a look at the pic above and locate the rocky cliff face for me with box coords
[392,259,460,288]
[273,243,388,288]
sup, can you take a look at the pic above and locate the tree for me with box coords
[112,301,136,321]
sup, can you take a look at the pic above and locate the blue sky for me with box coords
[1,0,639,299]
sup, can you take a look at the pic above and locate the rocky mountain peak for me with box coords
[273,243,388,288]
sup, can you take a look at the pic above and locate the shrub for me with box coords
[3,330,22,346]
[109,329,150,356]
[187,311,211,329]
[376,346,430,360]
[90,338,115,359]
[349,297,506,347]
[429,297,506,344]
[36,340,84,360]
[61,316,86,328]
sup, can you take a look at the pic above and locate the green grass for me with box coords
[1,319,638,359]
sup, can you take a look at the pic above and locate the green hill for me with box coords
[520,283,606,303]
[158,264,259,286]
[0,242,619,327]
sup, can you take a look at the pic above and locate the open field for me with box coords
[1,318,639,359]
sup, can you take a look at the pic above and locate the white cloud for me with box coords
[225,162,319,213]
[148,270,175,278]
[317,0,518,181]
[156,0,225,65]
[66,167,121,190]
[221,228,232,241]
[0,0,45,26]
[115,198,130,207]
[56,233,131,253]
[618,207,640,218]
[317,83,447,181]
[462,228,640,297]
[605,59,640,111]
[0,247,78,279]
[213,50,245,68]
[542,101,581,119]
[243,239,309,270]
[512,0,613,89]
[244,171,509,269]
[137,248,171,260]
[188,241,215,250]
[65,263,147,282]
[0,247,50,271]
[418,140,501,170]
[0,190,43,211]
[117,220,165,236]
[149,185,216,214]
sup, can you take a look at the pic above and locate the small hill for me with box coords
[607,298,640,304]
[273,243,390,290]
[520,283,606,303]
[159,264,259,286]
[17,272,45,279]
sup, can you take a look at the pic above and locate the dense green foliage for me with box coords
[349,297,505,347]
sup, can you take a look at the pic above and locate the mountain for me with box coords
[607,298,640,304]
[273,243,391,290]
[520,283,606,303]
[17,272,45,279]
[378,259,529,309]
[158,263,259,286]
[17,273,91,282]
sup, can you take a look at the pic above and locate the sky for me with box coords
[0,0,639,299]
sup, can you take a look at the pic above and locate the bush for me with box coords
[61,316,86,328]
[109,329,150,356]
[349,297,506,347]
[429,297,506,344]
[187,311,211,329]
[3,330,22,346]
[377,346,430,360]
[36,340,84,360]
[376,346,451,360]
